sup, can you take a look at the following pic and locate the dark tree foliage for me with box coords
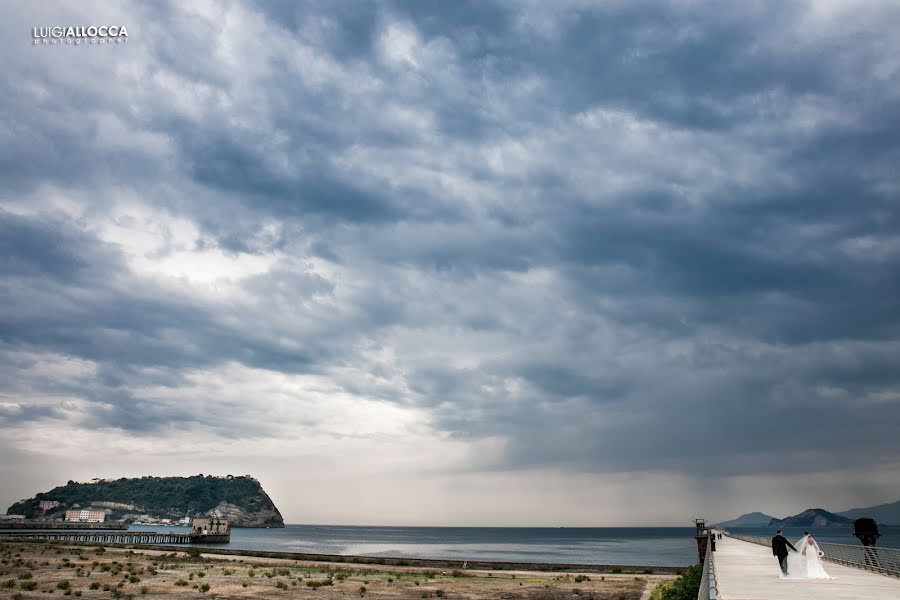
[6,475,272,518]
[656,564,702,600]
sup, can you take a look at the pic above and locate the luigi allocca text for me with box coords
[33,26,129,44]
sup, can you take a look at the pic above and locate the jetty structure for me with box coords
[693,523,900,599]
[0,520,127,530]
[0,516,230,545]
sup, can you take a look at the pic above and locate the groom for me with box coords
[771,529,797,575]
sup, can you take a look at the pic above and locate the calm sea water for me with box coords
[128,525,694,566]
[127,524,900,567]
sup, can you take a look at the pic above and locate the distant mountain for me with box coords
[768,508,851,528]
[838,499,900,526]
[714,512,777,528]
[6,475,283,528]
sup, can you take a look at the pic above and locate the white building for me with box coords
[65,509,105,523]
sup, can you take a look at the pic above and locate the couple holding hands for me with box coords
[771,529,832,579]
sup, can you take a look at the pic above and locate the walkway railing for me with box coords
[722,532,900,578]
[697,535,718,600]
[817,542,900,578]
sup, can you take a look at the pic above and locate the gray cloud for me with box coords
[2,0,900,521]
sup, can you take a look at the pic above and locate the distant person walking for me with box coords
[772,529,797,575]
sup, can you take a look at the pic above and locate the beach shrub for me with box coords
[610,568,622,574]
[128,576,140,583]
[435,590,445,597]
[248,569,255,577]
[19,580,38,591]
[359,586,366,596]
[275,581,288,590]
[649,564,701,600]
[18,572,33,579]
[199,583,210,593]
[197,571,205,578]
[74,592,82,597]
[89,582,101,590]
[277,568,290,576]
[3,579,15,588]
[305,578,333,588]
[174,579,188,587]
[574,575,590,583]
[57,580,70,589]
[140,588,148,595]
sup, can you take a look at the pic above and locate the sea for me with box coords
[126,524,900,567]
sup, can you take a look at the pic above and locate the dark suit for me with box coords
[771,534,797,574]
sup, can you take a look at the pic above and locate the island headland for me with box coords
[5,474,284,528]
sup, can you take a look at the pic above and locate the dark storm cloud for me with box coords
[2,0,900,492]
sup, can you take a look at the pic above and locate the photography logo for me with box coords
[32,25,129,45]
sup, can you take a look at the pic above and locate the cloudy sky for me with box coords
[2,1,900,526]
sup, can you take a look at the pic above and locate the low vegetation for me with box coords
[0,541,662,600]
[649,564,701,600]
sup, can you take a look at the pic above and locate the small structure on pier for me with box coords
[191,516,230,542]
[693,518,710,564]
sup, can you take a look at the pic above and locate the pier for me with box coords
[0,516,231,545]
[0,521,127,530]
[0,530,196,544]
[698,531,900,599]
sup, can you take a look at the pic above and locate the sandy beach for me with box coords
[0,542,674,600]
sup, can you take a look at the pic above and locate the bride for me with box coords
[785,532,833,579]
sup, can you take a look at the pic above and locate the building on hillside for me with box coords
[65,509,106,523]
[39,500,60,511]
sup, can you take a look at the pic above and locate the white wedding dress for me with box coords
[784,534,833,579]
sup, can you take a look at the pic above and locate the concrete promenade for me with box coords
[714,534,900,599]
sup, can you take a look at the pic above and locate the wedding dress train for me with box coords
[784,534,833,579]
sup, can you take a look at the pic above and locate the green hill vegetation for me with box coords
[6,475,283,527]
